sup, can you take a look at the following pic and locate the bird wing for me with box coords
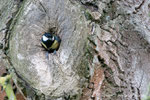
[48,40,59,50]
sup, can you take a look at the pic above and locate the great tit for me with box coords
[41,32,61,53]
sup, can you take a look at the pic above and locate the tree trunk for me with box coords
[0,0,150,100]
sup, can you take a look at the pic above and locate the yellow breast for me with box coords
[48,40,59,50]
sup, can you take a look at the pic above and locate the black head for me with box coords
[41,33,55,50]
[42,33,55,42]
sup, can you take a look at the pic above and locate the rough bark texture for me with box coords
[87,0,150,100]
[0,0,150,100]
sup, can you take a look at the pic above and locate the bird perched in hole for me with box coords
[41,32,61,54]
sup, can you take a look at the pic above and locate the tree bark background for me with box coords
[0,0,150,100]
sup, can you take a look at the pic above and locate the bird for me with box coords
[41,32,61,54]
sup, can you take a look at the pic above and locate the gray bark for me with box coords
[0,0,150,100]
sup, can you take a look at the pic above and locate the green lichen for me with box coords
[84,10,100,24]
[77,36,95,86]
[0,74,16,100]
[84,10,94,21]
[144,97,150,100]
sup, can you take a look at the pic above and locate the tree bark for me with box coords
[0,0,150,100]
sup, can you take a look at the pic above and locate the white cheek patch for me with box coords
[42,35,48,41]
[52,36,54,41]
